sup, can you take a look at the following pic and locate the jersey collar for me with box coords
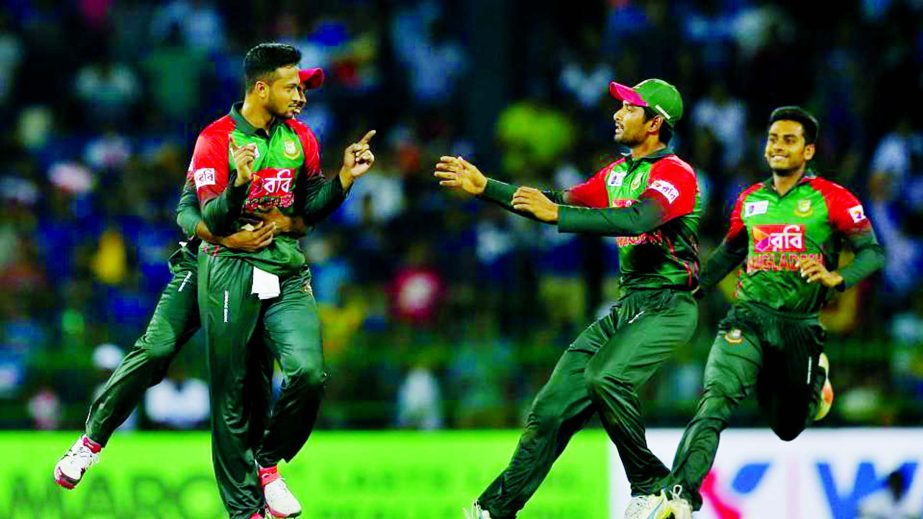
[761,168,817,194]
[229,102,282,138]
[620,146,675,165]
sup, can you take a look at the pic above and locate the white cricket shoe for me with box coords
[464,501,492,518]
[669,485,694,519]
[54,435,101,489]
[261,467,302,518]
[815,352,834,421]
[624,489,671,519]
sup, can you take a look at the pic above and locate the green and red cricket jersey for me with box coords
[189,103,345,277]
[558,149,703,292]
[721,174,881,314]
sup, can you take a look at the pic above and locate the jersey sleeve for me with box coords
[286,120,347,224]
[698,184,760,290]
[175,178,202,239]
[564,164,612,208]
[824,183,873,237]
[190,131,231,205]
[191,127,249,236]
[724,185,759,243]
[638,158,697,223]
[817,180,885,288]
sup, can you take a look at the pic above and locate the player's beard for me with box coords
[771,166,797,176]
[268,95,298,120]
[614,130,644,147]
[768,156,806,177]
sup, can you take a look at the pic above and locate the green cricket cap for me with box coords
[609,78,684,126]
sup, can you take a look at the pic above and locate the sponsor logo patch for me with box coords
[744,200,769,217]
[194,168,216,188]
[752,224,806,253]
[608,170,627,187]
[650,179,680,204]
[244,168,296,211]
[848,205,866,223]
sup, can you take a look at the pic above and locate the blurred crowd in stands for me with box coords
[1,0,921,431]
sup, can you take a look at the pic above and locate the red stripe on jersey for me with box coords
[726,183,765,242]
[189,116,236,205]
[566,159,625,208]
[640,156,698,222]
[807,177,872,236]
[665,234,694,287]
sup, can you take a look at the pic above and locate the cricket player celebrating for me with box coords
[191,42,373,519]
[436,78,703,519]
[650,107,886,518]
[54,61,331,519]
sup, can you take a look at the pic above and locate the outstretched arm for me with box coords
[434,156,570,223]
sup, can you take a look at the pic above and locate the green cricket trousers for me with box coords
[666,301,827,510]
[198,254,325,519]
[479,288,698,518]
[86,247,273,518]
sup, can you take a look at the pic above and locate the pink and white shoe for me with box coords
[259,465,302,518]
[54,435,101,489]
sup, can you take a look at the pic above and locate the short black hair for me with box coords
[643,107,673,145]
[244,43,301,91]
[768,106,819,145]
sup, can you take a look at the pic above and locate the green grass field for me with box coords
[1,430,610,518]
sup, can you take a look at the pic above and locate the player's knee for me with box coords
[584,366,631,399]
[288,365,326,395]
[694,393,735,424]
[527,400,564,433]
[138,338,177,361]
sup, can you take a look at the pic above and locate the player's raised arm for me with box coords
[193,133,253,236]
[299,129,376,225]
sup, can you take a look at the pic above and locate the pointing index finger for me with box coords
[359,130,377,145]
[229,136,240,151]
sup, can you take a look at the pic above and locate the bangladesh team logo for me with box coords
[794,199,813,217]
[725,328,743,344]
[630,174,643,190]
[283,139,301,160]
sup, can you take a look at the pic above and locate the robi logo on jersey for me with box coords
[752,224,806,252]
[245,168,295,211]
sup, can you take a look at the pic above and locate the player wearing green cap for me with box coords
[642,107,885,519]
[436,78,703,519]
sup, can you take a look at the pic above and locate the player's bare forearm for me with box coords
[194,220,220,245]
[289,216,308,237]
